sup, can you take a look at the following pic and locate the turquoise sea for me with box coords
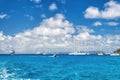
[0,54,120,80]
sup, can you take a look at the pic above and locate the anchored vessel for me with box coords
[110,53,120,56]
[52,54,57,57]
[10,50,15,55]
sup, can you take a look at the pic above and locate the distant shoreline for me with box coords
[0,53,119,57]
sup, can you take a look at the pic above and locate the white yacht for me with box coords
[110,53,120,56]
[97,53,104,56]
[69,52,87,55]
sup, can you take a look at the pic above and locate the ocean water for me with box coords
[0,54,120,80]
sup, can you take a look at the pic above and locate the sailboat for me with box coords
[51,54,57,57]
[49,54,57,57]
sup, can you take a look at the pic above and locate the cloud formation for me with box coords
[106,22,119,26]
[0,13,120,54]
[49,3,57,11]
[84,0,120,19]
[93,21,102,27]
[0,14,7,19]
[41,14,46,18]
[30,0,41,4]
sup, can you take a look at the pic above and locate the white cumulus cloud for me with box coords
[85,0,120,19]
[85,6,100,18]
[0,13,120,54]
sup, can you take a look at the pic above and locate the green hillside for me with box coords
[114,48,120,54]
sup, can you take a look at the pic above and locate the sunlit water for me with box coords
[0,54,120,80]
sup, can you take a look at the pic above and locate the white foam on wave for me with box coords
[0,67,17,79]
[0,61,16,79]
[0,68,9,79]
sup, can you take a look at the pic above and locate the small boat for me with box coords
[110,53,120,56]
[69,52,87,55]
[51,54,57,57]
[97,53,103,56]
[10,50,15,55]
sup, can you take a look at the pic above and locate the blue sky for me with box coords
[0,0,120,53]
[0,0,120,35]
